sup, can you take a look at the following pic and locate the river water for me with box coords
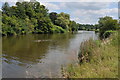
[2,31,97,78]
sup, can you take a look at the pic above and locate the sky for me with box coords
[0,0,118,24]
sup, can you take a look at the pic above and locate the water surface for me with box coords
[2,31,97,78]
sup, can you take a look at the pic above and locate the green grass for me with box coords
[63,32,119,78]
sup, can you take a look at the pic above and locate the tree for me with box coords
[94,24,99,30]
[25,2,35,18]
[98,16,118,39]
[2,1,79,36]
[69,21,78,32]
[55,12,70,30]
[15,2,27,19]
[49,12,57,24]
[2,2,10,15]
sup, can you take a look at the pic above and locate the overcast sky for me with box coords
[0,0,118,24]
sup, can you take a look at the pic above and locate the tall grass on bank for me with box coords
[63,32,118,78]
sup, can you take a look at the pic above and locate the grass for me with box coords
[63,32,119,78]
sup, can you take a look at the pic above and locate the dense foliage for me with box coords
[98,16,118,39]
[63,16,119,78]
[2,1,118,36]
[2,1,79,36]
[78,24,96,31]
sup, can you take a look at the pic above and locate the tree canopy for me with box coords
[98,16,118,39]
[2,2,118,37]
[2,1,79,36]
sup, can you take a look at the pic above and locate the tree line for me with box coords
[78,24,99,31]
[2,1,79,36]
[1,1,119,38]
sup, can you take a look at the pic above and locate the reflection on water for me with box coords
[2,31,97,78]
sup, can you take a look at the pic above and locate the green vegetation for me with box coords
[64,32,118,78]
[78,24,97,31]
[77,16,118,34]
[2,1,118,37]
[2,1,79,36]
[2,1,117,36]
[63,16,119,78]
[98,16,118,39]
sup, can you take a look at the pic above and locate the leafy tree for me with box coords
[2,2,10,16]
[49,12,57,24]
[94,24,99,30]
[69,21,78,32]
[15,2,27,19]
[2,1,79,36]
[55,12,70,30]
[98,16,118,39]
[78,24,95,30]
[25,2,35,18]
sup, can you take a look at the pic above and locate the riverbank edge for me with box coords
[62,31,119,78]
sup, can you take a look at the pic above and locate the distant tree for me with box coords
[94,24,99,30]
[69,21,78,32]
[78,24,95,30]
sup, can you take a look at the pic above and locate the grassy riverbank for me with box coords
[63,32,119,78]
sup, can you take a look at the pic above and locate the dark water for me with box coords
[2,31,97,78]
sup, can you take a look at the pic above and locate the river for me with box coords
[2,31,97,78]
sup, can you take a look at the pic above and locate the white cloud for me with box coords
[41,2,60,11]
[0,0,119,2]
[37,0,118,2]
[71,8,118,24]
[42,2,118,24]
[25,0,30,1]
[72,8,118,17]
[0,1,118,24]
